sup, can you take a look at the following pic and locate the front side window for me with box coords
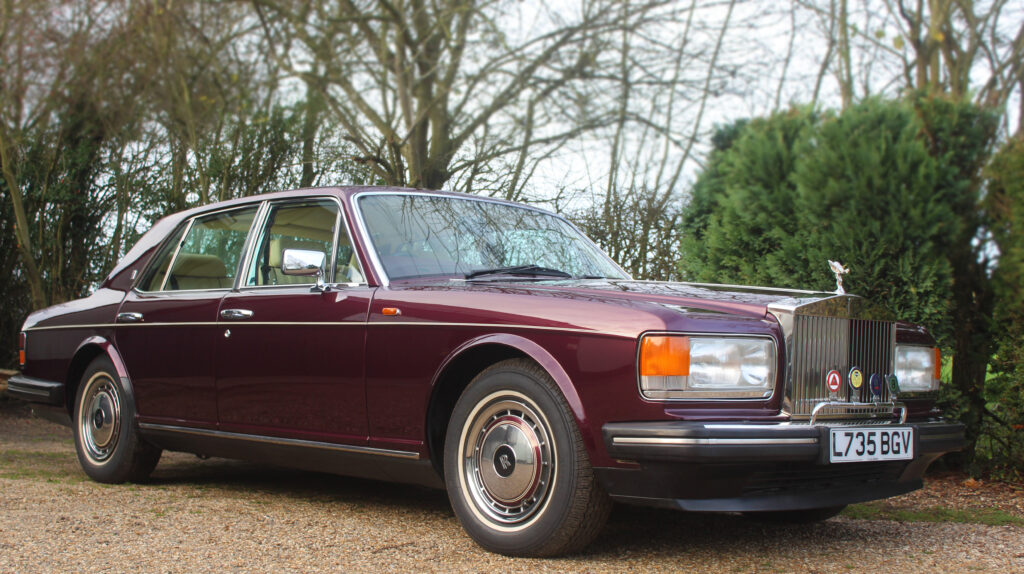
[245,200,362,287]
[142,206,258,292]
[357,194,628,281]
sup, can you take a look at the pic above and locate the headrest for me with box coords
[171,253,228,278]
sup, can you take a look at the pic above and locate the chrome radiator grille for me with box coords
[789,314,895,418]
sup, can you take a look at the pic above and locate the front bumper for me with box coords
[597,420,965,512]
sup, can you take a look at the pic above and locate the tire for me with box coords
[744,505,847,524]
[444,359,611,557]
[73,356,162,483]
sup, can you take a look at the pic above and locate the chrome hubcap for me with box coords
[79,372,121,462]
[461,393,554,525]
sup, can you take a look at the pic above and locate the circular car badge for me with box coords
[887,374,900,396]
[493,444,516,478]
[826,370,842,393]
[848,367,863,390]
[869,373,883,397]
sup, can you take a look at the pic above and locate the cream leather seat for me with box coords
[167,253,230,290]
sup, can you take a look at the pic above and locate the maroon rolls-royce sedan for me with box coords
[10,187,964,556]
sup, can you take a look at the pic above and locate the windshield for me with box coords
[357,194,629,281]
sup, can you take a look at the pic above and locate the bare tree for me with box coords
[568,0,797,280]
[252,0,683,195]
[795,0,1023,127]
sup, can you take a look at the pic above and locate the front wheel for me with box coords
[444,359,610,557]
[73,356,161,483]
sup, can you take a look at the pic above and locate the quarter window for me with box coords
[136,224,187,292]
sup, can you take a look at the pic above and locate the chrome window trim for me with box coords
[235,200,271,290]
[350,190,631,288]
[137,422,420,460]
[634,331,780,403]
[329,204,341,282]
[132,287,233,297]
[234,281,370,294]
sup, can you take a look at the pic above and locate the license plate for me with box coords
[829,427,913,463]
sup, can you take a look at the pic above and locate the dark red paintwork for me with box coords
[18,187,940,473]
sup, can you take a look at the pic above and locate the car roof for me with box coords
[176,186,530,216]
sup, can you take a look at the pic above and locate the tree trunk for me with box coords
[838,0,854,108]
[0,128,47,310]
[949,251,994,460]
[300,77,323,188]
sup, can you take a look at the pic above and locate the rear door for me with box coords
[116,204,260,427]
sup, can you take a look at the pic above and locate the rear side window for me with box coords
[138,206,258,292]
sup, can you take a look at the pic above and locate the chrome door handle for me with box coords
[220,309,254,320]
[116,312,144,323]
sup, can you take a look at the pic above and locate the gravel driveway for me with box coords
[2,402,1021,573]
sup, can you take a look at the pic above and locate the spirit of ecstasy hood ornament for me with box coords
[828,260,849,295]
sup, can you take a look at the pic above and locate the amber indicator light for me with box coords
[640,336,690,377]
[933,347,942,380]
[382,307,401,316]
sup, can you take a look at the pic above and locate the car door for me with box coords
[214,198,373,443]
[116,204,260,427]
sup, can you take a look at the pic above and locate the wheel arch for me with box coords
[65,337,134,416]
[425,333,588,478]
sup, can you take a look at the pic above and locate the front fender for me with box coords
[430,333,591,446]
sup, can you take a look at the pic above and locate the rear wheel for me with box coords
[444,359,610,557]
[73,357,161,483]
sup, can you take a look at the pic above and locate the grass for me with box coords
[0,448,82,482]
[1,449,72,461]
[843,503,1024,527]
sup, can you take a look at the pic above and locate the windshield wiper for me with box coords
[465,265,573,280]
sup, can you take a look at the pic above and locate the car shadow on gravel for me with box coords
[146,455,454,513]
[578,503,927,563]
[144,452,857,557]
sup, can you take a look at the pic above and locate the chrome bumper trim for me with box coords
[611,437,818,446]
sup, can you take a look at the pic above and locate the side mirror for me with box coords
[281,248,328,292]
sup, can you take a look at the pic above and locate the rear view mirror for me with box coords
[281,249,328,291]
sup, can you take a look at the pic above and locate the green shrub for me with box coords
[680,99,956,339]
